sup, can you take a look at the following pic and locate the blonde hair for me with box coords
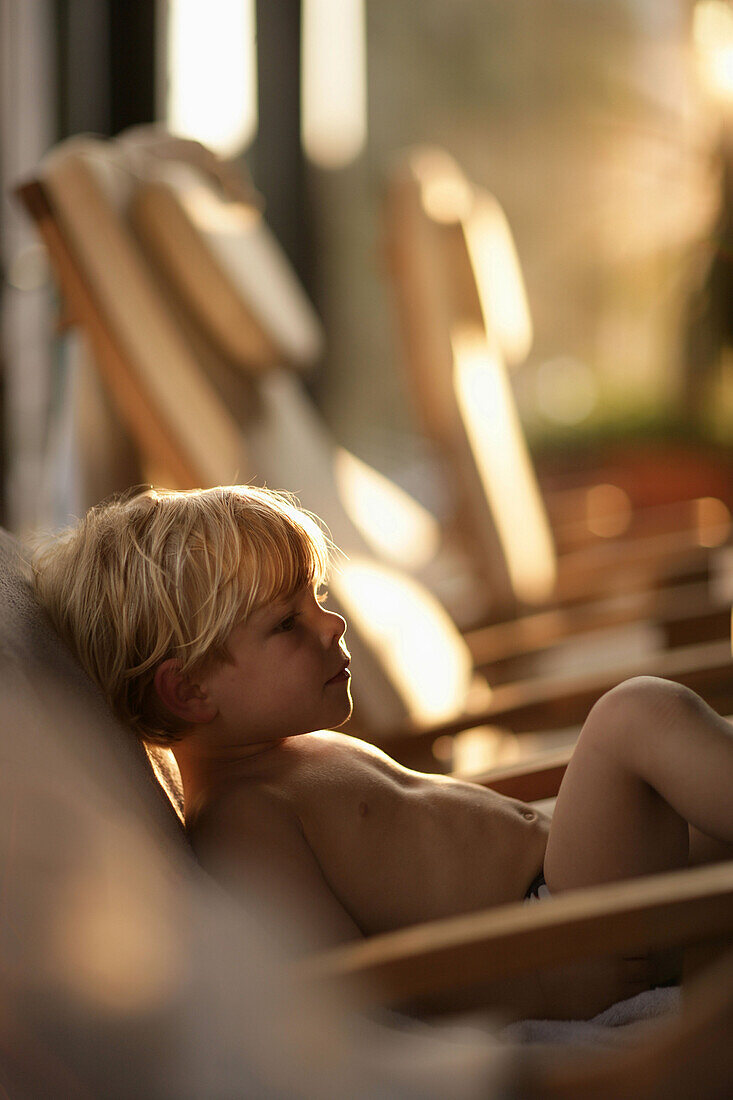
[32,485,331,745]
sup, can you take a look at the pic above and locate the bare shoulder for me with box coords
[311,728,390,753]
[303,728,407,767]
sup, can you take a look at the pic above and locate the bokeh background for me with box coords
[2,0,733,537]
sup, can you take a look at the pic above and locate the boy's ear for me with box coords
[153,659,218,725]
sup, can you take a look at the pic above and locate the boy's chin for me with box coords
[332,696,354,728]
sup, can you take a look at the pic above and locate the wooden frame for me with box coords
[383,149,732,621]
[301,862,733,1018]
[17,180,242,492]
[465,579,731,672]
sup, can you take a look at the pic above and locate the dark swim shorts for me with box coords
[524,870,551,903]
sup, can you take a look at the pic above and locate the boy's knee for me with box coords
[594,676,698,718]
[582,677,700,754]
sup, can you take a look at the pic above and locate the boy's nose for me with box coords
[320,606,346,647]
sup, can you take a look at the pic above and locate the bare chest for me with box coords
[275,739,550,934]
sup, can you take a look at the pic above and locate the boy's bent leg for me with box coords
[544,678,696,892]
[540,677,733,1015]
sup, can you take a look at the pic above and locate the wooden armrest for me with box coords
[554,531,722,603]
[465,580,730,668]
[473,639,733,733]
[300,861,733,1016]
[549,494,731,554]
[381,639,733,768]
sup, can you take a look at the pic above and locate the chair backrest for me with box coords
[20,133,477,738]
[384,148,558,615]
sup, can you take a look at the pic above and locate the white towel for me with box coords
[500,986,680,1047]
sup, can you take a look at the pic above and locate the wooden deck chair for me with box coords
[15,134,733,772]
[300,744,733,1021]
[110,129,733,685]
[114,128,733,670]
[383,147,733,622]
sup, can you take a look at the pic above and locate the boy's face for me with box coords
[197,584,352,746]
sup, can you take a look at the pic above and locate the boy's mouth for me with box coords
[325,656,351,685]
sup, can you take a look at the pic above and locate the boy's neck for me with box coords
[172,728,292,811]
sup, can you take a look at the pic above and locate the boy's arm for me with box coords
[191,789,363,952]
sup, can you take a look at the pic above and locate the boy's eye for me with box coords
[274,612,300,633]
[316,587,329,605]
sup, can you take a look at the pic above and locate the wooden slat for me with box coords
[554,531,719,603]
[550,494,731,553]
[300,861,733,1013]
[465,580,726,667]
[375,639,733,767]
[476,639,733,733]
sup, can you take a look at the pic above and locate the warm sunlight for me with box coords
[693,0,733,104]
[333,448,440,570]
[158,172,324,367]
[166,0,258,156]
[177,184,261,235]
[410,149,532,365]
[333,558,474,723]
[585,484,632,539]
[414,148,474,224]
[463,189,533,366]
[452,327,557,604]
[301,0,367,168]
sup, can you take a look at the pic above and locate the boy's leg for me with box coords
[544,677,733,892]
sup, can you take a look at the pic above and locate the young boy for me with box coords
[33,484,733,1017]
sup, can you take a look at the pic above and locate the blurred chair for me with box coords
[383,147,733,623]
[15,132,733,771]
[119,131,733,694]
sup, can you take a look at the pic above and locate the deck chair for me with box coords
[111,132,733,690]
[100,132,733,690]
[112,131,733,697]
[383,147,733,622]
[301,743,733,1022]
[15,133,733,771]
